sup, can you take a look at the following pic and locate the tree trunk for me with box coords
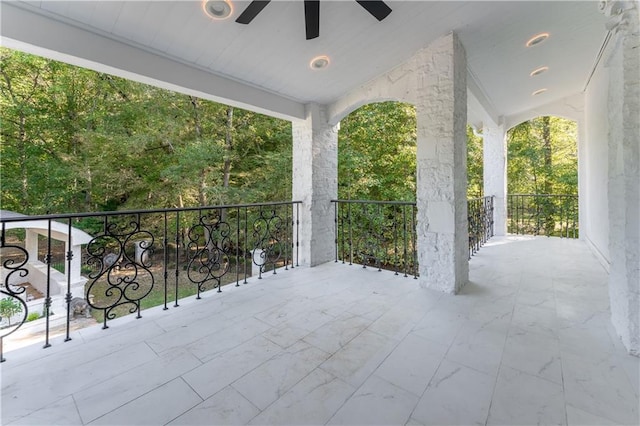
[199,169,208,206]
[220,107,234,223]
[190,96,209,206]
[18,112,29,210]
[84,168,93,210]
[223,107,233,189]
[541,116,554,234]
[542,116,552,194]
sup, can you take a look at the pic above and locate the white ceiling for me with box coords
[1,1,607,122]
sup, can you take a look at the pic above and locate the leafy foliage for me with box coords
[338,102,484,201]
[0,48,291,215]
[507,116,578,195]
[0,297,23,326]
[1,48,577,217]
[338,102,417,201]
[467,126,484,198]
[507,116,578,236]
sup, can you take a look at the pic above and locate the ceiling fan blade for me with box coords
[355,0,392,21]
[304,0,320,40]
[235,0,271,24]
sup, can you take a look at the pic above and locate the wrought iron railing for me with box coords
[332,200,419,278]
[468,196,495,257]
[0,201,300,361]
[332,197,495,276]
[508,194,578,238]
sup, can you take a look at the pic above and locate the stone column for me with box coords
[292,103,338,267]
[415,33,469,294]
[483,123,507,236]
[603,1,639,355]
[69,243,86,292]
[25,229,38,263]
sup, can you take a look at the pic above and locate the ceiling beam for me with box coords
[0,2,306,122]
[466,68,500,128]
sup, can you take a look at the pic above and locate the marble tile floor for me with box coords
[1,236,638,425]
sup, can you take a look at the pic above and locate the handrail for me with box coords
[331,196,495,276]
[331,200,418,277]
[507,194,578,238]
[331,199,416,206]
[0,200,302,223]
[0,201,301,361]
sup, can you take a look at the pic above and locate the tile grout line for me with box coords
[161,377,205,426]
[483,268,522,426]
[403,309,465,425]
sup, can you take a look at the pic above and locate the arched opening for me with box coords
[334,101,418,274]
[506,116,579,237]
[333,101,490,272]
[337,102,485,201]
[338,101,417,202]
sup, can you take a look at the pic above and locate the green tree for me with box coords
[507,116,577,195]
[338,102,417,201]
[507,116,578,235]
[1,48,292,214]
[0,297,23,327]
[338,102,484,201]
[467,126,484,198]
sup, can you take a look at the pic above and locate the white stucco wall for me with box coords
[599,0,640,355]
[583,58,611,267]
[483,123,507,236]
[606,14,640,355]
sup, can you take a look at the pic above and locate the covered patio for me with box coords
[2,236,638,425]
[1,1,639,424]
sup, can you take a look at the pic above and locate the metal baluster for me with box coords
[332,201,338,263]
[244,206,249,282]
[376,203,382,271]
[43,220,52,347]
[163,212,168,310]
[412,205,418,279]
[393,205,399,275]
[403,205,408,277]
[174,211,180,307]
[340,202,346,264]
[284,204,291,271]
[348,202,353,265]
[136,213,143,317]
[64,219,73,342]
[236,207,241,285]
[295,203,300,267]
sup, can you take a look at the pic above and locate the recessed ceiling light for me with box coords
[532,88,548,96]
[530,66,549,77]
[526,33,549,47]
[203,0,233,20]
[310,55,330,70]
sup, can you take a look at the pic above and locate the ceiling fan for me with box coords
[235,0,392,40]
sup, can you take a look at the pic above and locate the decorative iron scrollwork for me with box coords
[0,227,29,361]
[85,216,154,328]
[252,207,285,276]
[187,211,231,296]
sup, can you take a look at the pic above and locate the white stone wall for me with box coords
[327,33,470,294]
[292,104,338,267]
[603,0,640,355]
[415,33,469,294]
